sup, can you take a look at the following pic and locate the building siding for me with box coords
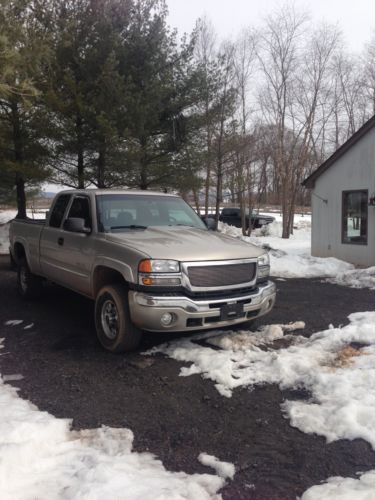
[311,127,375,266]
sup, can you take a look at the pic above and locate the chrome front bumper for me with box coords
[128,281,276,333]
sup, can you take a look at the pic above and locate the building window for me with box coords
[342,190,368,245]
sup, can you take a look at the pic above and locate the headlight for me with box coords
[138,259,180,273]
[257,253,270,267]
[138,259,181,286]
[257,253,270,281]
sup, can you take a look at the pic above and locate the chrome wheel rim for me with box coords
[101,299,119,340]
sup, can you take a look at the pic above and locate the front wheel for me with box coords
[95,284,142,353]
[17,258,43,299]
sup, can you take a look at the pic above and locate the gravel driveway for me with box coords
[1,255,375,499]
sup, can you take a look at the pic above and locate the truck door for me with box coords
[40,194,95,295]
[40,193,72,283]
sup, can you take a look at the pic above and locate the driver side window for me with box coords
[67,197,91,229]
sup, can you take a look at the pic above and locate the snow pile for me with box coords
[0,368,228,498]
[208,322,305,352]
[329,266,375,291]
[149,313,375,499]
[198,453,235,480]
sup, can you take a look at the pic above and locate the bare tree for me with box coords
[257,5,342,237]
[233,28,258,234]
[212,41,237,229]
[257,4,308,237]
[194,16,217,214]
[362,34,375,115]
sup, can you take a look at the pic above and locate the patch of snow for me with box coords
[0,210,17,224]
[0,379,225,499]
[301,471,375,500]
[328,266,375,291]
[4,320,23,326]
[0,345,225,499]
[0,209,47,255]
[149,313,375,498]
[24,323,34,330]
[0,223,10,255]
[149,313,375,445]
[198,453,235,480]
[3,374,24,382]
[207,322,305,352]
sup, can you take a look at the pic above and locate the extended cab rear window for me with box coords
[49,194,71,228]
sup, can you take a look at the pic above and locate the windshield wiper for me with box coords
[169,223,196,227]
[110,225,148,230]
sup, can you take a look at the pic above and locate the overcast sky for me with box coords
[167,0,374,52]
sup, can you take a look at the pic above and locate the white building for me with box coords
[303,116,375,267]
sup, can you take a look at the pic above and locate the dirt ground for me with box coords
[1,254,375,499]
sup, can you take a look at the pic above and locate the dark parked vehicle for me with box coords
[219,208,275,229]
[200,213,216,230]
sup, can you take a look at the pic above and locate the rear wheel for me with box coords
[95,284,142,353]
[17,258,43,299]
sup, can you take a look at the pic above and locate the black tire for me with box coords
[10,252,17,271]
[95,284,142,353]
[17,258,43,299]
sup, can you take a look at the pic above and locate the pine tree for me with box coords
[0,0,50,215]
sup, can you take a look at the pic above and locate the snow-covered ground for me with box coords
[148,312,375,499]
[0,209,46,255]
[0,332,233,499]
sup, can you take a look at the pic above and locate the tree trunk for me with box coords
[140,137,148,190]
[193,187,200,215]
[204,131,211,215]
[11,101,27,219]
[16,174,27,219]
[76,115,85,189]
[281,177,290,239]
[97,140,106,188]
[214,160,223,230]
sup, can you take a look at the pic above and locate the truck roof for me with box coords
[57,189,179,198]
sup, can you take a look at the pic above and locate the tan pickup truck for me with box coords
[9,190,276,352]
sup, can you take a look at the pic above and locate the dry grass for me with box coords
[331,345,367,368]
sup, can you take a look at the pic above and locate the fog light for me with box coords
[161,312,174,326]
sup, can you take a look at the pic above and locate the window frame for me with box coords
[64,195,92,231]
[341,189,368,246]
[48,194,72,228]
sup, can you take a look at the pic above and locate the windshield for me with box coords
[96,194,207,232]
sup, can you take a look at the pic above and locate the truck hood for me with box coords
[104,227,265,262]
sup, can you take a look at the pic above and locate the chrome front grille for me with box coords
[187,262,256,288]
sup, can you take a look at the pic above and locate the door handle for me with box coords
[57,237,64,246]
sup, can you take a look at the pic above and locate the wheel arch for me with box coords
[13,241,27,264]
[92,265,130,298]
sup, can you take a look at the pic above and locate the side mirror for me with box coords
[63,217,91,234]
